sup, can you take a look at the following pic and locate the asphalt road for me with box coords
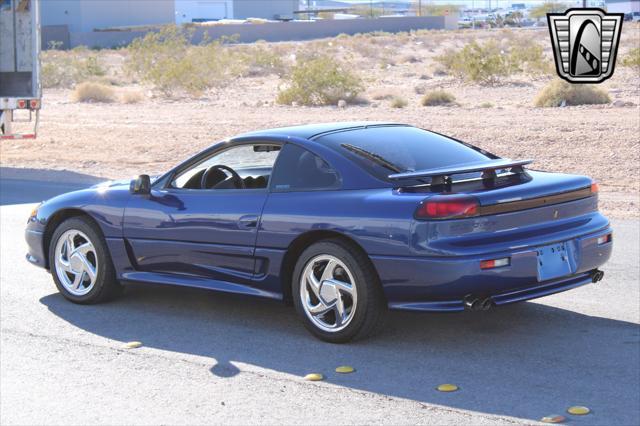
[1,176,639,425]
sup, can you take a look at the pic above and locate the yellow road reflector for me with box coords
[304,373,324,381]
[541,415,566,423]
[123,341,142,349]
[436,384,458,392]
[335,366,355,374]
[567,406,591,415]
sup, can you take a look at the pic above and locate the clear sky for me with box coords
[323,0,585,8]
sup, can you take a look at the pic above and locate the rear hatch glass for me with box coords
[317,126,496,183]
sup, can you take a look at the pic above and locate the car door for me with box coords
[122,143,280,283]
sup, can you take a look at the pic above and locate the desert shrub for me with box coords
[71,82,116,103]
[436,37,551,83]
[121,90,145,104]
[239,43,287,76]
[421,90,456,106]
[436,41,508,83]
[390,96,408,108]
[42,51,106,88]
[534,79,610,107]
[127,26,243,96]
[621,48,640,68]
[276,56,363,106]
[478,102,494,108]
[506,35,553,75]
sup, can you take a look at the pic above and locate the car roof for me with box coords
[230,122,411,142]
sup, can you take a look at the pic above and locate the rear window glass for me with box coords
[318,126,493,180]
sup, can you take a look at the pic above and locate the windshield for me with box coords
[318,126,494,180]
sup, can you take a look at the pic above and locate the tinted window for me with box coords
[318,126,493,180]
[270,144,341,191]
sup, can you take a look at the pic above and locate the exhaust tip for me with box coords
[591,269,605,283]
[480,297,494,311]
[464,295,493,311]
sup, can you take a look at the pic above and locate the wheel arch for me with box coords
[42,209,101,269]
[279,230,382,304]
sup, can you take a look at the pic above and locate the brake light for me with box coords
[590,182,599,194]
[597,234,611,245]
[17,99,26,108]
[416,195,479,219]
[29,99,39,109]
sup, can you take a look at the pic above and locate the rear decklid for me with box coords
[390,158,595,213]
[394,161,602,256]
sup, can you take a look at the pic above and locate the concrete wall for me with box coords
[64,16,457,49]
[232,0,298,20]
[41,0,175,32]
[42,25,70,50]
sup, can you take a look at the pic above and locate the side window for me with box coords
[270,144,341,192]
[171,144,280,190]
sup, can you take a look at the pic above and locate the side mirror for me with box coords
[130,174,151,195]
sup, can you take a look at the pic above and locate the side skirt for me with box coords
[121,271,283,301]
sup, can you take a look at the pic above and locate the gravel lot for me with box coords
[1,27,638,218]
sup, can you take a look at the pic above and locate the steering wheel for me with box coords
[201,164,245,189]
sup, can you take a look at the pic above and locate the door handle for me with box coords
[238,215,259,229]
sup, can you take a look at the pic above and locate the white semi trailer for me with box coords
[0,0,41,139]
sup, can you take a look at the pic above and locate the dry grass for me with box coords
[534,80,611,107]
[390,96,408,108]
[421,90,457,106]
[370,90,394,101]
[120,90,145,104]
[71,82,116,103]
[621,47,640,68]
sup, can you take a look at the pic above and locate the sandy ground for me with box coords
[1,27,639,218]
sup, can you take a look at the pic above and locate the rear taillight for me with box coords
[415,195,479,220]
[591,182,599,194]
[597,234,611,245]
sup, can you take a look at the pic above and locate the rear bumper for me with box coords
[388,270,599,312]
[373,226,613,312]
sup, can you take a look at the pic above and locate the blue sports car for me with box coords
[25,122,612,342]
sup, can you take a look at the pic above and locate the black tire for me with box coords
[292,239,386,343]
[49,216,122,304]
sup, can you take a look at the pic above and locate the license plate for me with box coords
[537,242,574,282]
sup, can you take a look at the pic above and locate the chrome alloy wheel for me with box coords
[300,255,358,333]
[54,229,99,296]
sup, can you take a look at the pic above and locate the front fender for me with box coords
[25,184,132,269]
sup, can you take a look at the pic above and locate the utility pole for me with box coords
[583,0,587,7]
[418,0,422,17]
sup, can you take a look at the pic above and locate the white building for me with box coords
[41,0,299,32]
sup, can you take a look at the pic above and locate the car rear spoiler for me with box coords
[388,158,533,184]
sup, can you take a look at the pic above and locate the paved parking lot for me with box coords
[1,176,638,425]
